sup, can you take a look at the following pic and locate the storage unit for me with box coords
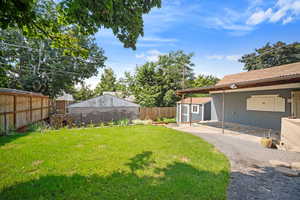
[176,97,211,123]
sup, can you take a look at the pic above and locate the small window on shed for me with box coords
[192,105,200,114]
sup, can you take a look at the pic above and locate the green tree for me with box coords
[130,50,195,107]
[0,29,106,97]
[1,0,161,50]
[71,83,95,101]
[239,41,300,71]
[193,74,220,88]
[94,68,117,95]
[116,72,135,98]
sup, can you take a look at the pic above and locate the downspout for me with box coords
[222,90,225,134]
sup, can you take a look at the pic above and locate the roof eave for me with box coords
[177,74,300,95]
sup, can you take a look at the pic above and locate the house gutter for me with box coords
[176,74,300,95]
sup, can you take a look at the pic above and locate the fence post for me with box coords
[30,96,32,122]
[13,95,16,129]
[41,97,43,120]
[4,112,8,136]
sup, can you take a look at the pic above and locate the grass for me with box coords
[0,125,230,200]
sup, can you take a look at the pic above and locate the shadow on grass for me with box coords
[0,132,30,147]
[0,152,229,200]
[0,123,45,146]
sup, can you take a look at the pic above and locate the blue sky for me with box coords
[86,0,300,88]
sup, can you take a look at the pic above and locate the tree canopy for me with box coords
[0,29,106,97]
[70,83,95,101]
[94,68,117,95]
[129,51,195,107]
[239,41,300,71]
[193,74,219,88]
[1,0,161,50]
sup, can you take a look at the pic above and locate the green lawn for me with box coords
[0,125,229,200]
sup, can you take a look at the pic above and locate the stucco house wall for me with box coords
[211,88,295,130]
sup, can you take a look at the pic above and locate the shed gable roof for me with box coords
[177,97,211,104]
[69,94,139,108]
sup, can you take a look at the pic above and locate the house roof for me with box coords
[68,94,139,108]
[56,92,74,101]
[177,62,300,95]
[177,97,211,104]
[216,62,300,86]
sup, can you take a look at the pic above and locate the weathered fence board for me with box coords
[139,107,176,120]
[0,89,49,134]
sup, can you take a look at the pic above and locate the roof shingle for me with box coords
[216,62,300,86]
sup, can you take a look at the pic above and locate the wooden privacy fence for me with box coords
[139,107,176,120]
[0,89,49,134]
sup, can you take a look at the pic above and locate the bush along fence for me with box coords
[0,88,49,135]
[139,107,176,121]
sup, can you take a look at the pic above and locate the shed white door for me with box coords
[292,91,300,118]
[182,105,190,122]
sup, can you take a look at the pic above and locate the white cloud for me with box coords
[283,16,293,24]
[246,0,300,25]
[206,55,224,60]
[135,49,164,62]
[207,54,241,62]
[226,55,241,62]
[247,8,272,25]
[140,36,178,43]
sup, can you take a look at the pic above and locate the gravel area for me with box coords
[169,125,300,200]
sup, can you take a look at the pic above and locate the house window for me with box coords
[192,105,200,114]
[246,95,285,112]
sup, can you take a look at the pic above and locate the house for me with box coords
[55,92,74,114]
[176,97,211,123]
[68,94,140,124]
[177,62,300,131]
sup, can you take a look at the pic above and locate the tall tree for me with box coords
[70,83,95,101]
[1,0,161,50]
[193,74,220,88]
[240,41,300,71]
[130,50,195,107]
[116,72,135,98]
[0,29,106,97]
[94,68,117,95]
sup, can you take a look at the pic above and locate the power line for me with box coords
[0,61,90,75]
[0,41,106,60]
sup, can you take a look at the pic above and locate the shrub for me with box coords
[117,119,130,126]
[28,121,50,133]
[162,118,176,123]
